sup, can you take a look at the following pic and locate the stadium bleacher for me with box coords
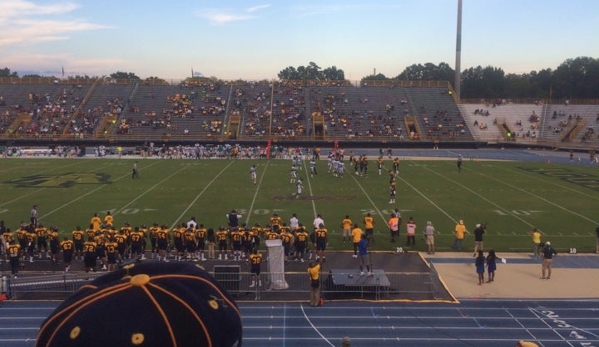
[1,79,597,150]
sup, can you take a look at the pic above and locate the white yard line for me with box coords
[494,164,599,202]
[245,161,270,225]
[454,162,599,225]
[39,161,162,221]
[114,166,189,216]
[412,161,536,227]
[347,170,387,228]
[394,167,458,225]
[170,160,235,229]
[302,160,317,218]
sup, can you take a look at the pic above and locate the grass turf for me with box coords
[1,157,597,254]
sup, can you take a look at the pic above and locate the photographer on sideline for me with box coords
[472,223,486,257]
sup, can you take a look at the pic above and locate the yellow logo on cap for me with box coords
[130,274,151,287]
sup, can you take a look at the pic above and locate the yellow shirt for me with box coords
[342,218,352,230]
[308,263,321,280]
[364,216,374,229]
[351,227,363,243]
[455,224,467,239]
[532,231,541,244]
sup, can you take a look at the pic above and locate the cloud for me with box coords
[195,4,271,24]
[0,0,110,47]
[247,4,271,13]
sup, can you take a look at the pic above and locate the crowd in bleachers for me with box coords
[5,81,599,146]
[271,84,306,137]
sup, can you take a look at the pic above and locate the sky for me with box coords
[1,0,598,81]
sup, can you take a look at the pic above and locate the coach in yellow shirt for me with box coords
[453,220,468,251]
[308,259,322,307]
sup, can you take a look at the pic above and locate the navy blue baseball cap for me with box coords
[36,262,242,347]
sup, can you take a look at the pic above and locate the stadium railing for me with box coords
[4,270,449,302]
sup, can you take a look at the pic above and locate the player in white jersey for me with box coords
[327,154,334,173]
[331,159,339,177]
[250,164,257,184]
[309,160,317,177]
[290,164,298,183]
[293,178,303,198]
[337,160,345,178]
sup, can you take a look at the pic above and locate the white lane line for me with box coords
[170,160,235,229]
[299,303,335,347]
[245,161,270,225]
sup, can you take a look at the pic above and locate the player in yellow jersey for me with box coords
[184,227,197,261]
[294,223,309,262]
[35,224,50,259]
[149,222,160,259]
[363,213,375,244]
[216,227,229,260]
[195,224,207,261]
[47,227,60,264]
[104,237,118,271]
[156,225,170,262]
[129,227,144,260]
[104,211,114,227]
[251,223,262,250]
[85,224,96,243]
[248,249,263,288]
[83,237,98,272]
[230,227,243,261]
[351,224,363,258]
[341,215,352,243]
[60,237,74,272]
[315,223,328,262]
[90,213,102,231]
[280,226,294,263]
[269,213,282,227]
[7,241,21,278]
[72,226,84,261]
[241,227,253,260]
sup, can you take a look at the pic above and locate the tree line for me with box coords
[2,56,598,100]
[360,57,599,100]
[278,57,599,100]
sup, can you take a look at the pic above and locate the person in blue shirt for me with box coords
[358,234,372,276]
[475,250,485,285]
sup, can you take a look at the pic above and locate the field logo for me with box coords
[518,167,599,192]
[10,172,111,188]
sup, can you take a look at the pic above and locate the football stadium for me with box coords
[1,1,599,346]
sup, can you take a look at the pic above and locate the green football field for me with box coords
[1,157,597,253]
